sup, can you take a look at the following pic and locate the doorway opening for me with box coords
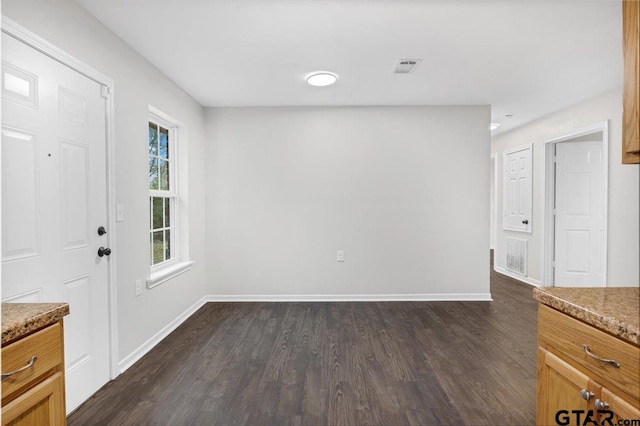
[542,121,608,287]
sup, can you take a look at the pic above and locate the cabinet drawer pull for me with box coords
[582,344,620,368]
[580,389,594,401]
[1,356,38,379]
[595,399,609,410]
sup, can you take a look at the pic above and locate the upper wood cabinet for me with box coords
[622,0,640,164]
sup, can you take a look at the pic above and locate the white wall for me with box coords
[205,106,491,299]
[492,89,639,287]
[2,0,207,362]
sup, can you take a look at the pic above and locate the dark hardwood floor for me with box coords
[69,252,538,425]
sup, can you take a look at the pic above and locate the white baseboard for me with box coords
[204,293,493,302]
[494,266,541,287]
[118,295,208,374]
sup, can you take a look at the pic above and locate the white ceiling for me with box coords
[76,0,622,134]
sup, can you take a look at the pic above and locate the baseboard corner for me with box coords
[118,295,208,374]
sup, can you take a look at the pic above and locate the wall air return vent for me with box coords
[393,59,422,74]
[505,237,528,276]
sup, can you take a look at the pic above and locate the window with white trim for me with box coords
[146,107,194,288]
[149,117,177,267]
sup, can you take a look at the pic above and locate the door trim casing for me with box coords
[2,16,120,380]
[541,121,609,287]
[490,153,497,250]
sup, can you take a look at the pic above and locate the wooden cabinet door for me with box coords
[537,348,598,426]
[599,388,640,425]
[622,0,639,163]
[1,372,66,426]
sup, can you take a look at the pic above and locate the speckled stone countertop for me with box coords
[533,287,640,346]
[2,303,70,346]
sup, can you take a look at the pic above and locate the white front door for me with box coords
[554,141,604,287]
[1,33,111,412]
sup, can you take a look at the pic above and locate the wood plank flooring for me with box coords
[68,253,538,425]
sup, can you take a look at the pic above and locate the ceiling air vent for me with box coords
[393,59,422,74]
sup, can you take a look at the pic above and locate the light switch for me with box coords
[337,250,344,262]
[135,279,143,297]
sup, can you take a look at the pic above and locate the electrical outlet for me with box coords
[337,250,344,262]
[135,279,143,297]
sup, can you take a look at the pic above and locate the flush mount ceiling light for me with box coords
[306,72,338,87]
[490,123,501,130]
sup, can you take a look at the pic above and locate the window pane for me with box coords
[159,127,169,159]
[164,197,171,227]
[149,156,158,190]
[148,122,158,156]
[152,197,163,229]
[165,230,171,260]
[159,159,169,191]
[152,231,164,264]
[166,160,170,190]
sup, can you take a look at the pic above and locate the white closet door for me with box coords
[554,141,604,287]
[503,145,532,232]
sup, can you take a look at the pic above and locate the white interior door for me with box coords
[1,33,111,412]
[503,145,532,232]
[554,141,604,287]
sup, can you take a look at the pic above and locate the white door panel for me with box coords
[1,127,40,261]
[1,34,110,412]
[554,141,603,287]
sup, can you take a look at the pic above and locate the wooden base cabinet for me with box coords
[536,305,640,426]
[1,321,66,426]
[600,388,640,424]
[2,373,65,426]
[537,348,593,425]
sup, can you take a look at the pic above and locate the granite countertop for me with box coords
[1,303,70,346]
[533,287,640,346]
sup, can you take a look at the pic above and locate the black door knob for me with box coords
[522,219,529,225]
[98,247,112,257]
[97,226,107,236]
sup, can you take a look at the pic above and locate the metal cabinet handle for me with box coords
[582,344,620,368]
[580,389,594,401]
[522,219,529,225]
[595,399,609,410]
[1,356,38,379]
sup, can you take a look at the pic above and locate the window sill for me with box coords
[147,260,195,289]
